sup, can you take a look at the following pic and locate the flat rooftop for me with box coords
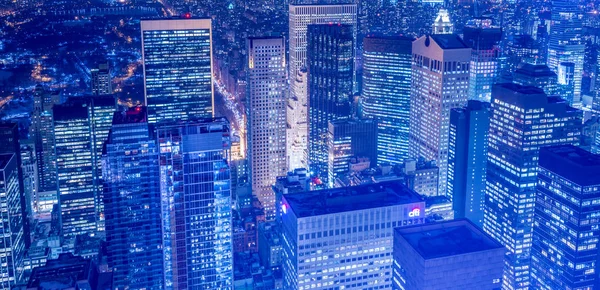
[539,145,600,186]
[0,154,14,170]
[395,219,503,260]
[283,180,423,218]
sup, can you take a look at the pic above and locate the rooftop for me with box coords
[283,180,423,218]
[0,153,14,170]
[539,145,600,186]
[395,219,504,260]
[514,63,557,78]
[430,34,469,49]
[112,106,147,125]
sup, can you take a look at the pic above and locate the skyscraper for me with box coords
[392,219,505,290]
[141,18,214,124]
[90,63,112,95]
[463,17,502,102]
[431,8,453,34]
[327,119,377,187]
[361,36,412,165]
[531,145,600,289]
[281,180,425,289]
[156,118,233,289]
[409,34,471,197]
[447,100,490,227]
[54,96,116,237]
[547,0,585,107]
[54,100,96,237]
[103,107,164,290]
[31,86,59,193]
[287,4,357,170]
[484,83,582,290]
[307,24,354,185]
[247,37,287,221]
[0,154,26,287]
[512,63,558,95]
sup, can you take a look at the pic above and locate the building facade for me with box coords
[31,86,59,193]
[484,83,582,290]
[447,100,490,227]
[392,219,505,290]
[281,180,425,289]
[361,36,412,165]
[0,154,26,287]
[531,145,600,289]
[287,4,357,171]
[409,34,471,197]
[463,17,501,102]
[512,63,558,95]
[327,119,377,187]
[247,37,287,221]
[90,62,112,95]
[307,24,354,186]
[102,108,164,290]
[141,18,214,123]
[156,118,233,289]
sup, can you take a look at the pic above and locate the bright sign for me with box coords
[281,204,287,214]
[408,208,421,217]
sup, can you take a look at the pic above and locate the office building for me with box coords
[102,107,164,290]
[26,253,112,290]
[402,158,439,197]
[409,34,471,197]
[257,222,283,270]
[31,86,59,193]
[54,100,96,237]
[531,145,600,289]
[327,119,377,188]
[287,4,357,170]
[361,36,412,165]
[448,100,490,227]
[463,17,502,102]
[90,62,112,95]
[141,18,214,123]
[89,95,117,232]
[156,118,233,289]
[281,180,425,289]
[392,219,505,290]
[272,168,309,219]
[547,0,585,107]
[512,63,558,95]
[484,83,582,290]
[307,24,354,185]
[247,37,287,221]
[0,154,26,287]
[432,8,453,34]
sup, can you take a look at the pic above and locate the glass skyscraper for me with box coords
[156,118,233,289]
[447,100,490,228]
[287,4,357,171]
[307,24,354,186]
[247,37,287,221]
[547,0,585,107]
[361,36,412,165]
[484,83,582,290]
[463,17,502,102]
[32,86,59,193]
[141,18,214,124]
[0,154,26,287]
[103,107,164,290]
[531,145,600,289]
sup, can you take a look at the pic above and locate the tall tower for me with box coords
[463,17,502,102]
[547,0,584,107]
[156,118,233,289]
[307,24,354,185]
[448,100,490,227]
[409,34,470,197]
[54,96,116,237]
[0,154,26,287]
[361,36,412,165]
[103,107,164,290]
[90,62,112,95]
[531,145,600,289]
[31,86,59,193]
[432,8,454,34]
[247,37,287,221]
[141,18,214,124]
[287,4,357,170]
[484,83,582,290]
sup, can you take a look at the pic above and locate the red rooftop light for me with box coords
[183,12,192,19]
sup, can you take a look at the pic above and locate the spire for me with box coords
[432,8,454,34]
